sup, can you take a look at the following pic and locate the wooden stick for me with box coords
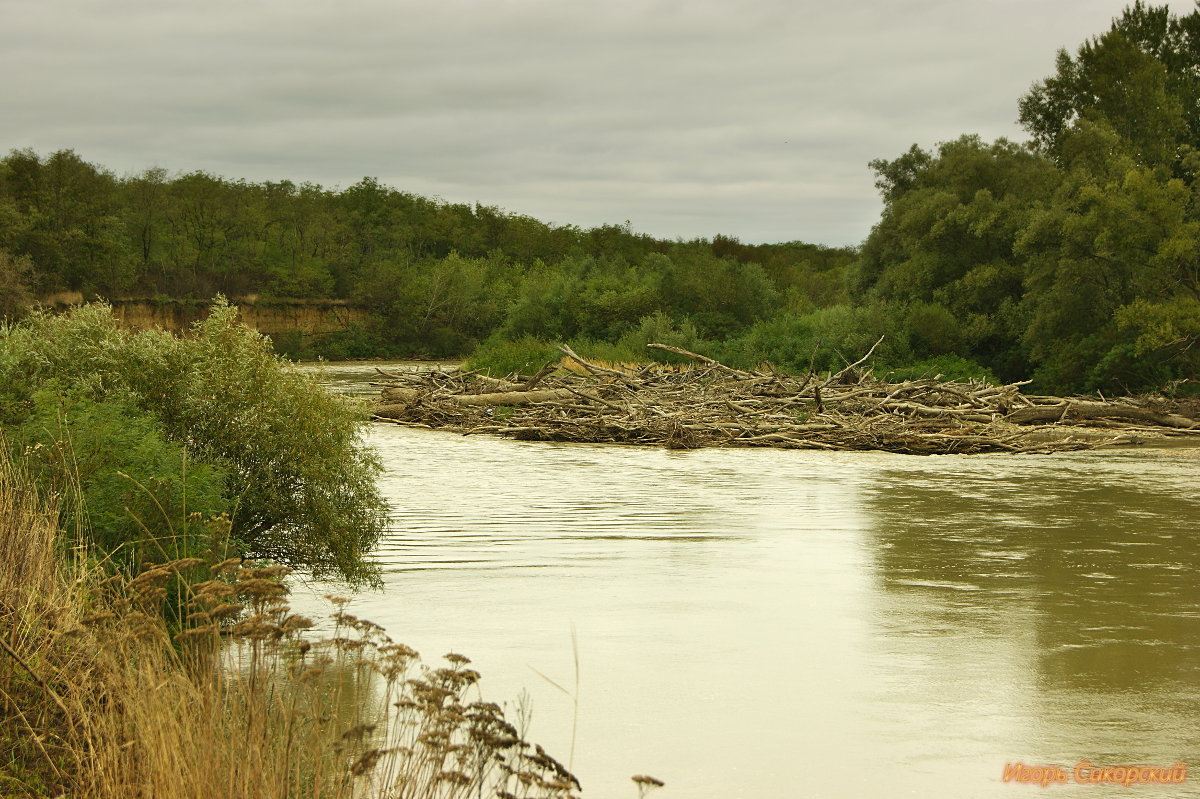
[824,335,884,386]
[644,343,748,377]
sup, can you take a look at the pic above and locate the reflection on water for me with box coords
[291,363,1200,798]
[293,360,459,396]
[859,453,1200,791]
[867,458,1199,689]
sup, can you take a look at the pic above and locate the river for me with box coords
[294,362,1200,798]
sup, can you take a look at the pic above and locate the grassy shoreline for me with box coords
[0,449,592,798]
[0,303,659,797]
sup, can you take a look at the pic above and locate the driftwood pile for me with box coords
[372,343,1200,455]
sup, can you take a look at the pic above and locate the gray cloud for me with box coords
[3,0,1193,245]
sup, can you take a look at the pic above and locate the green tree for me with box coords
[1019,3,1198,168]
[0,300,387,583]
[121,166,170,289]
[257,180,340,297]
[1115,295,1200,386]
[659,245,783,338]
[499,254,662,342]
[0,250,35,319]
[1017,132,1200,391]
[162,172,272,296]
[852,135,1060,379]
[0,149,131,294]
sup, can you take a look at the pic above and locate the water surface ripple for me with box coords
[292,362,1200,798]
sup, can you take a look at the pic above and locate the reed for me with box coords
[0,449,598,799]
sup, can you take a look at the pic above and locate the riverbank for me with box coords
[0,449,587,799]
[371,345,1200,455]
[0,303,599,797]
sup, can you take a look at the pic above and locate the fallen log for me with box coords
[1006,400,1198,429]
[645,343,752,378]
[379,386,578,407]
[879,400,995,424]
[470,375,522,393]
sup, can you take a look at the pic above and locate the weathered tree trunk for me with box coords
[380,386,577,407]
[1006,401,1198,429]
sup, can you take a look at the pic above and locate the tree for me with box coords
[0,300,387,583]
[1017,123,1200,391]
[121,166,171,290]
[0,149,130,294]
[162,172,270,296]
[852,136,1060,380]
[1019,3,1198,169]
[0,250,35,319]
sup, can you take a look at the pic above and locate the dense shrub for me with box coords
[615,312,709,365]
[14,392,231,566]
[463,335,561,377]
[0,299,387,584]
[885,355,1000,385]
[720,304,913,373]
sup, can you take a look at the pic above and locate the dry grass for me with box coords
[555,357,697,377]
[0,449,593,799]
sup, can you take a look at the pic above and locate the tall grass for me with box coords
[0,449,592,799]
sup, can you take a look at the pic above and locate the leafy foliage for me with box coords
[2,4,1197,395]
[14,392,231,566]
[0,300,386,583]
[463,335,562,377]
[853,3,1200,395]
[0,149,853,360]
[1019,2,1199,168]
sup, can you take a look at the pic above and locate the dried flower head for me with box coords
[632,774,666,787]
[349,748,383,776]
[211,557,243,575]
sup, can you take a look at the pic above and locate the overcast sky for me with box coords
[3,0,1196,247]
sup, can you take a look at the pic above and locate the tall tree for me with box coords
[852,136,1060,380]
[1018,3,1198,169]
[0,149,129,294]
[1018,122,1200,390]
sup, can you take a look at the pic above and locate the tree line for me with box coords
[853,1,1200,393]
[0,147,853,360]
[1,1,1197,395]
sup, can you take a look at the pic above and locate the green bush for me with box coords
[464,335,561,377]
[721,304,913,373]
[903,302,964,358]
[885,355,1000,385]
[14,392,232,567]
[0,299,387,584]
[615,312,709,365]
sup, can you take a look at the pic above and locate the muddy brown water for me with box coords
[293,362,1200,798]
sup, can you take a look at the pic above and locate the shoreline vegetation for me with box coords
[0,450,595,799]
[0,300,387,586]
[0,304,657,798]
[373,343,1200,455]
[2,2,1199,402]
